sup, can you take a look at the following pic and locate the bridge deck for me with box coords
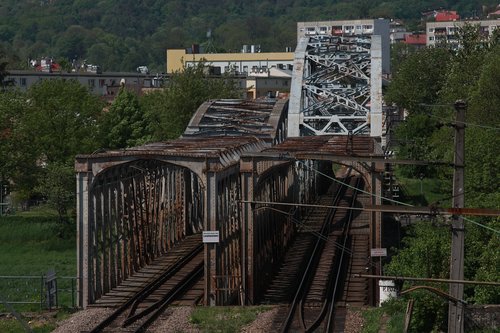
[89,234,202,308]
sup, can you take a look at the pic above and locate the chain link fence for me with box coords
[0,272,78,311]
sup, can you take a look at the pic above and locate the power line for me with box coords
[429,113,500,131]
[419,103,500,131]
[295,159,413,207]
[294,159,500,235]
[463,216,500,236]
[75,154,500,234]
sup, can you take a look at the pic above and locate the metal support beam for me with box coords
[287,33,384,137]
[370,36,382,137]
[449,100,466,333]
[288,38,308,137]
[76,171,91,308]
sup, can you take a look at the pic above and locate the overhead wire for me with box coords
[419,103,500,131]
[74,153,500,235]
[255,205,377,268]
[294,159,500,235]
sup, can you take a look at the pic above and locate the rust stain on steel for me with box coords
[184,99,283,138]
[447,207,500,217]
[76,136,268,161]
[264,135,376,155]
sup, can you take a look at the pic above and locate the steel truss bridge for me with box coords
[76,33,386,308]
[288,34,383,137]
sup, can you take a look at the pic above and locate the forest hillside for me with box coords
[0,0,498,71]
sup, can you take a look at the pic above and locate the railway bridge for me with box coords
[76,32,387,309]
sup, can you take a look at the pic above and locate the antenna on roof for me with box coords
[203,28,217,54]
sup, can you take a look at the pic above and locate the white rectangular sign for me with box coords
[370,248,387,257]
[202,231,220,243]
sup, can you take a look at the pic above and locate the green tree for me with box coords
[385,220,450,332]
[0,52,8,89]
[24,79,104,165]
[8,79,104,211]
[0,91,33,186]
[35,163,75,235]
[389,42,417,75]
[143,63,242,140]
[385,47,451,114]
[100,88,150,149]
[392,113,438,178]
[463,46,500,209]
[473,219,500,304]
[386,27,500,331]
[0,90,41,208]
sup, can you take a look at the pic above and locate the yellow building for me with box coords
[166,48,294,99]
[166,49,294,75]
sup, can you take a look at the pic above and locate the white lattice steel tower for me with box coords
[289,19,389,137]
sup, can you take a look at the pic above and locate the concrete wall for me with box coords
[466,305,500,331]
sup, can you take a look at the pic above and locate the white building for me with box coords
[296,19,391,74]
[426,19,500,46]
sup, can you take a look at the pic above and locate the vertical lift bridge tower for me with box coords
[288,20,390,137]
[287,21,390,302]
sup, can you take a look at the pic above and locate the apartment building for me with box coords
[426,19,500,46]
[166,48,294,75]
[4,70,165,101]
[296,19,391,74]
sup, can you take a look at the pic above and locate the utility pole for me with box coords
[448,100,466,333]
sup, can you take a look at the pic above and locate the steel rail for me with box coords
[280,172,352,332]
[305,177,361,332]
[89,243,203,333]
[127,263,204,332]
[325,177,362,332]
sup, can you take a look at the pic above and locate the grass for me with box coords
[361,307,384,333]
[190,306,271,332]
[361,300,405,333]
[394,173,451,207]
[0,309,75,333]
[0,209,76,313]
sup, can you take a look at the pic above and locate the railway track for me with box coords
[270,176,369,332]
[89,236,204,333]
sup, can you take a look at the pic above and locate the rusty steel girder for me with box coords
[184,99,289,145]
[81,159,203,304]
[240,152,329,304]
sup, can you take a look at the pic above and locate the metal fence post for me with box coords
[40,275,44,310]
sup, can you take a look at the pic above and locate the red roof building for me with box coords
[488,9,500,19]
[435,10,460,22]
[404,33,427,46]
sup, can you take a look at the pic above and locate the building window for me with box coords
[243,66,248,73]
[88,79,95,88]
[428,28,434,32]
[429,36,434,41]
[99,79,105,87]
[20,78,27,87]
[306,27,315,35]
[283,80,288,86]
